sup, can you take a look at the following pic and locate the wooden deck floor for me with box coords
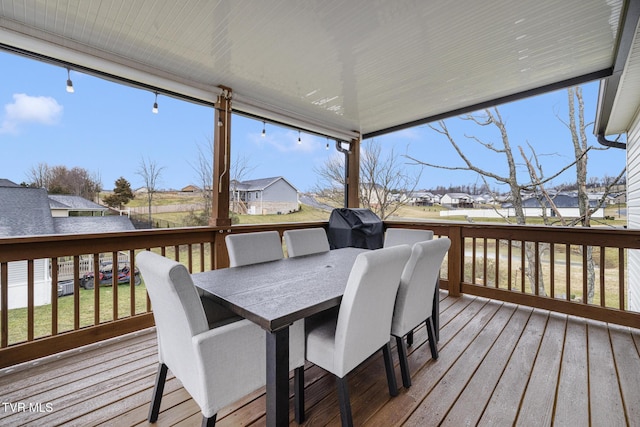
[1,292,639,426]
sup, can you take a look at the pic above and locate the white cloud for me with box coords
[0,93,63,134]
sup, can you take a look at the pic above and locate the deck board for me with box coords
[609,324,640,423]
[477,308,549,426]
[553,316,589,426]
[1,292,639,427]
[588,319,627,426]
[517,312,567,426]
[440,304,531,426]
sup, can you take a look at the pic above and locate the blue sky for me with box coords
[0,51,627,193]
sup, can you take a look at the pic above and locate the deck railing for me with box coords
[386,221,640,327]
[1,220,638,368]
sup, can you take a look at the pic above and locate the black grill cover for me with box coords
[327,208,383,250]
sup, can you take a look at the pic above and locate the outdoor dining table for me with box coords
[192,247,366,427]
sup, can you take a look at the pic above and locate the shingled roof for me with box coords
[232,177,298,192]
[0,185,132,238]
[53,216,135,235]
[0,186,56,237]
[48,194,108,212]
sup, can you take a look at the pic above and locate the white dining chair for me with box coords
[383,227,434,248]
[136,251,305,426]
[383,227,438,344]
[302,245,411,427]
[391,238,451,388]
[284,227,330,257]
[225,230,284,267]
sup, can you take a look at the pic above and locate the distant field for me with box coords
[118,192,627,227]
[100,191,203,207]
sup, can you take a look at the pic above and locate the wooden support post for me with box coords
[346,137,360,208]
[211,87,233,228]
[210,88,233,270]
[448,225,462,297]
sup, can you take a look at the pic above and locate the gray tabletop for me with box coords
[192,247,366,331]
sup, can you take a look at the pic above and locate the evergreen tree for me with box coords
[102,177,134,209]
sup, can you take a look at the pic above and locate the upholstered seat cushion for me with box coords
[305,308,339,373]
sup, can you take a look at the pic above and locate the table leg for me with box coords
[433,278,440,342]
[266,327,289,427]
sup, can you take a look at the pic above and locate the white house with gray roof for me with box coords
[231,176,299,215]
[0,180,134,309]
[48,194,109,217]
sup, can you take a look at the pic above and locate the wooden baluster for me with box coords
[549,244,555,299]
[619,248,625,310]
[1,262,7,348]
[112,251,118,321]
[130,249,136,316]
[27,259,34,341]
[93,253,100,325]
[495,239,500,288]
[51,258,59,336]
[74,256,80,330]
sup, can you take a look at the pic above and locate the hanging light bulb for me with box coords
[218,116,224,127]
[65,68,74,93]
[152,92,159,114]
[297,130,302,144]
[326,137,330,150]
[261,121,266,137]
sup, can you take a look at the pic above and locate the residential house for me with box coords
[48,194,108,217]
[441,193,474,208]
[230,177,299,215]
[0,180,134,309]
[518,192,605,218]
[409,191,436,206]
[181,184,200,193]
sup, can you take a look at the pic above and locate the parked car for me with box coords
[81,262,142,289]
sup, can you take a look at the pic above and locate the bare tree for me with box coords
[189,138,214,222]
[315,139,422,219]
[314,153,351,208]
[408,88,626,300]
[26,162,50,189]
[189,137,256,223]
[229,152,256,215]
[560,87,625,302]
[407,107,551,294]
[136,157,165,226]
[25,163,102,201]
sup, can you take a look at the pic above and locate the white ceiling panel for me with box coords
[0,0,625,139]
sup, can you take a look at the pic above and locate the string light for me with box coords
[261,121,266,137]
[65,68,74,93]
[297,130,302,144]
[326,137,330,150]
[152,92,158,114]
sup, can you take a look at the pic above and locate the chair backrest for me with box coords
[334,244,411,376]
[284,228,330,257]
[225,231,284,267]
[384,228,433,248]
[391,238,451,337]
[136,251,208,376]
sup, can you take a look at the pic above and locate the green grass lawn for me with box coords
[7,282,149,345]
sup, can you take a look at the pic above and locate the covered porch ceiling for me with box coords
[0,0,634,141]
